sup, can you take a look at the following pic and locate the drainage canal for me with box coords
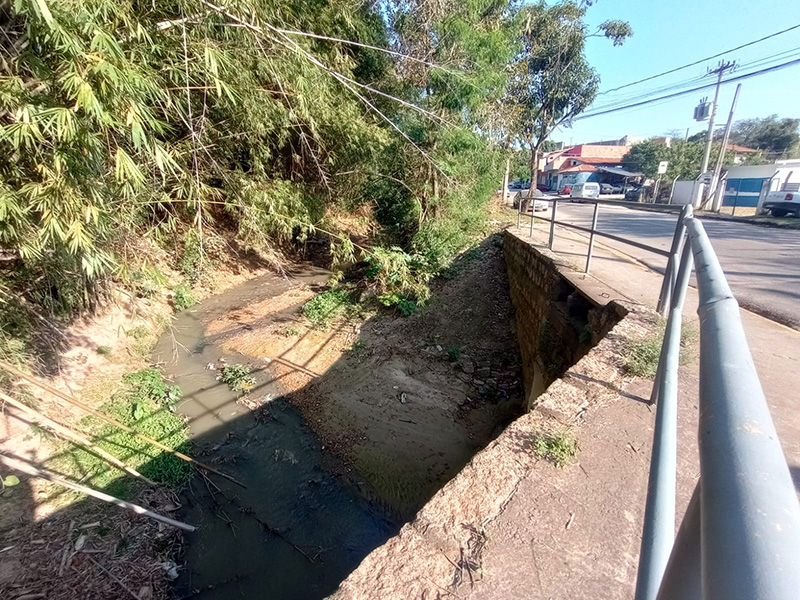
[154,232,622,600]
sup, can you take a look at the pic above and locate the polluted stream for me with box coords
[153,259,522,599]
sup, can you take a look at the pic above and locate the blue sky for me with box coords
[552,0,800,145]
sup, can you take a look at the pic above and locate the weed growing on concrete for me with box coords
[220,363,256,392]
[622,334,661,377]
[623,318,698,377]
[532,432,578,468]
[282,326,300,337]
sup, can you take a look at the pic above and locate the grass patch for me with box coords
[49,368,192,499]
[622,319,698,378]
[302,288,352,327]
[95,345,112,356]
[220,363,256,392]
[532,432,578,468]
[124,324,158,358]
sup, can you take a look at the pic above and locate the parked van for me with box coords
[570,182,600,201]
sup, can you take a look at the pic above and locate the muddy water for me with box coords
[153,268,398,600]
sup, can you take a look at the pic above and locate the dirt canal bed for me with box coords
[153,238,523,600]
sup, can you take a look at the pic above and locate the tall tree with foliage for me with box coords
[502,0,630,197]
[0,0,526,361]
[728,115,800,158]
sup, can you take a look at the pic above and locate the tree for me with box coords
[729,115,799,157]
[624,139,704,181]
[502,1,631,197]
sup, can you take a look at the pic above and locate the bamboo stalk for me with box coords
[0,390,156,486]
[0,361,246,489]
[0,453,196,532]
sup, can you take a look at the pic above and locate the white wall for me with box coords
[671,180,698,205]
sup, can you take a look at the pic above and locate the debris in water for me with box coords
[161,561,179,580]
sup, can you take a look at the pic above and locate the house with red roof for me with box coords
[539,144,640,191]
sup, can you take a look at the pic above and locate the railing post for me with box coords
[585,202,600,273]
[548,199,558,250]
[634,238,694,600]
[516,192,521,229]
[657,204,691,316]
[529,201,535,237]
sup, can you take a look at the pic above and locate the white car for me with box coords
[762,187,800,217]
[515,190,548,212]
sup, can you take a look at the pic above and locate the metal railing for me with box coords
[634,204,800,600]
[517,197,675,308]
[517,197,800,597]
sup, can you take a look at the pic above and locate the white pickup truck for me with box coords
[763,184,800,217]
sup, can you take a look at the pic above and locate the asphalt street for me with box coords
[537,202,800,330]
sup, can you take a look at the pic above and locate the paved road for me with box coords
[539,202,800,330]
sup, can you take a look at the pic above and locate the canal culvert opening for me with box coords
[151,233,621,600]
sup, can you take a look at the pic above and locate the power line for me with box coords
[575,57,800,121]
[591,45,800,112]
[597,23,800,95]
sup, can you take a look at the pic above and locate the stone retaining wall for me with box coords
[504,230,627,407]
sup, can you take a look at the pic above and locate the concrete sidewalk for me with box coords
[460,225,800,599]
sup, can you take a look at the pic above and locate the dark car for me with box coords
[625,186,648,202]
[600,183,614,195]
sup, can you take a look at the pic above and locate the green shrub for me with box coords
[447,346,461,362]
[302,288,352,326]
[396,299,417,316]
[365,247,431,307]
[173,284,196,312]
[220,363,256,392]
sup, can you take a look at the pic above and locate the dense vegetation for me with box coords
[0,0,628,361]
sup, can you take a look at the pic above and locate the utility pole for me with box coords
[502,157,510,205]
[710,83,742,212]
[699,61,737,177]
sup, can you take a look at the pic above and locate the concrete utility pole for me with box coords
[710,83,742,212]
[699,61,737,177]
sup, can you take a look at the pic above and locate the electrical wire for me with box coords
[597,23,800,95]
[575,57,800,121]
[587,45,800,114]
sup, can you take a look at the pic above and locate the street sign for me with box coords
[657,161,669,174]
